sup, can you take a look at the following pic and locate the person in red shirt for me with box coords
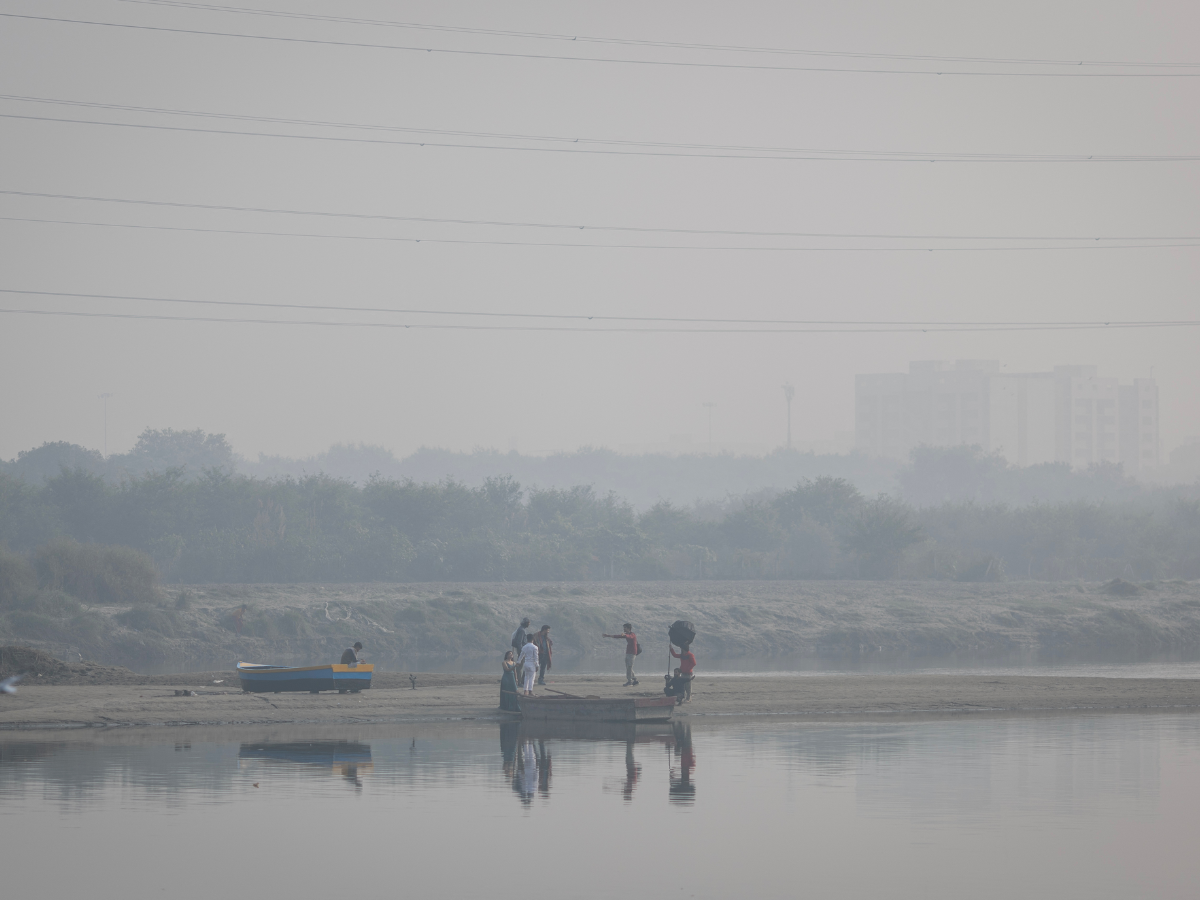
[670,643,697,702]
[602,623,639,686]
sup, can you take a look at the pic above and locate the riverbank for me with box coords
[4,673,1200,729]
[9,578,1200,674]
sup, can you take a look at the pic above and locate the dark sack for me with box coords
[635,641,642,655]
[668,620,696,648]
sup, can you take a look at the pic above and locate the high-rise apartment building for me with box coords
[855,361,1159,471]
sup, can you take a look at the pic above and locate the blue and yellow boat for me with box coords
[237,661,374,693]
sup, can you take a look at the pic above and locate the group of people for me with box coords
[498,617,697,709]
[501,617,554,707]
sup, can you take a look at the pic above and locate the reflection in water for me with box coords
[624,740,640,801]
[669,723,696,804]
[498,720,686,806]
[3,716,1200,900]
[238,741,373,791]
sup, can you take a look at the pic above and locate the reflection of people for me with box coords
[517,638,539,695]
[532,625,553,685]
[340,642,363,665]
[341,763,364,791]
[622,741,641,801]
[670,643,697,702]
[537,740,552,797]
[670,723,696,803]
[601,623,639,686]
[500,722,520,778]
[500,651,521,711]
[516,740,538,805]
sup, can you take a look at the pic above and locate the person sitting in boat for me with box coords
[670,642,697,702]
[664,667,689,704]
[340,642,363,666]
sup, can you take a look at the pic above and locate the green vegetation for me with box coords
[1,451,1197,582]
[0,541,163,654]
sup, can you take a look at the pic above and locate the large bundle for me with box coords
[668,620,696,648]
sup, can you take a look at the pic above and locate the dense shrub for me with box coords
[0,458,1197,582]
[34,539,160,605]
[0,546,36,609]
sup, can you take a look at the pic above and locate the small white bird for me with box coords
[1,673,26,694]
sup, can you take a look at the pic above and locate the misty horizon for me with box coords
[2,2,1197,473]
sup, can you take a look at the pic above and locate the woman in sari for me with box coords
[500,650,521,711]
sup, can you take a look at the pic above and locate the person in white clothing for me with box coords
[517,639,539,695]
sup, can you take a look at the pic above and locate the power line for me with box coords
[3,95,1194,163]
[5,12,1199,77]
[3,305,1198,333]
[116,1,1200,70]
[7,215,1198,252]
[4,287,1195,328]
[4,190,1194,242]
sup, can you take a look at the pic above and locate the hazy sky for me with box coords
[2,0,1197,461]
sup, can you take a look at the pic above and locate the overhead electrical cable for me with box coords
[3,12,1198,77]
[4,215,1198,253]
[115,0,1200,70]
[2,306,1197,333]
[3,190,1193,242]
[3,288,1194,328]
[2,95,1193,162]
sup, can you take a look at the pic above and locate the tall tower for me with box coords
[782,383,794,450]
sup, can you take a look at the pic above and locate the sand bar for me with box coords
[3,673,1200,729]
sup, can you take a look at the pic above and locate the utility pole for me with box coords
[702,401,716,450]
[782,383,794,450]
[99,393,114,457]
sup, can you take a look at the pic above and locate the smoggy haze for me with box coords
[1,0,1197,462]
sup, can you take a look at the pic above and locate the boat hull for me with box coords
[237,662,373,693]
[518,694,675,723]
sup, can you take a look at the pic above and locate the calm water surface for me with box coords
[3,714,1200,899]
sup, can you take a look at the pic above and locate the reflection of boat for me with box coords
[238,741,373,767]
[518,693,675,723]
[516,719,675,744]
[238,741,374,783]
[236,662,373,693]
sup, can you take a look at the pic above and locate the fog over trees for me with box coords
[2,430,1197,584]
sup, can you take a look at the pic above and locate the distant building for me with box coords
[855,361,1159,471]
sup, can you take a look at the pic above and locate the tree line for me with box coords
[1,461,1197,583]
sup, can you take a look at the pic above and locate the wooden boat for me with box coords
[517,692,675,723]
[237,661,373,693]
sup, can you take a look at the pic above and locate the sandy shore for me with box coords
[3,673,1200,729]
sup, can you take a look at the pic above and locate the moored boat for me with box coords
[237,661,373,693]
[517,693,675,723]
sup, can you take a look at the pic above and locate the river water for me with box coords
[3,714,1199,899]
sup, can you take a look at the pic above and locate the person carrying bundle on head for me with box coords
[669,643,696,702]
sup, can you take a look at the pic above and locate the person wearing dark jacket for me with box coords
[664,667,688,704]
[532,625,553,685]
[340,642,363,665]
[511,618,531,653]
